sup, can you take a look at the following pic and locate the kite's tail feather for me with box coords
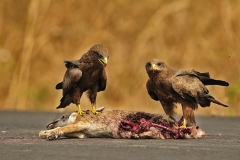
[207,97,228,107]
[194,70,229,86]
[57,95,72,109]
[201,78,229,86]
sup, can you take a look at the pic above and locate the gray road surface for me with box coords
[0,111,240,160]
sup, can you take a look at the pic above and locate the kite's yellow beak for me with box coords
[99,57,108,67]
[151,64,157,73]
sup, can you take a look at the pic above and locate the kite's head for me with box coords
[145,59,166,74]
[90,44,109,67]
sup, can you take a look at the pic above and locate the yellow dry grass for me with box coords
[0,0,239,116]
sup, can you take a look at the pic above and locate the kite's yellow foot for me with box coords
[91,110,100,115]
[91,107,100,114]
[91,104,100,115]
[77,104,85,116]
[77,110,85,116]
[179,118,187,128]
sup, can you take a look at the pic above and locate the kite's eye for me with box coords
[147,62,151,67]
[94,51,102,58]
[157,62,161,66]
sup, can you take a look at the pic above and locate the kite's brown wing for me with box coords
[62,67,82,96]
[171,74,228,108]
[56,68,82,109]
[146,80,159,101]
[98,69,107,92]
[170,74,208,103]
[55,60,81,90]
[64,60,80,68]
[177,69,229,86]
[193,70,229,86]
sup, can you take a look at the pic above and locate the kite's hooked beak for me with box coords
[151,64,157,73]
[99,57,108,67]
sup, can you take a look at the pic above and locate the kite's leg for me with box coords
[77,104,85,115]
[166,115,170,124]
[179,118,187,128]
[91,103,100,114]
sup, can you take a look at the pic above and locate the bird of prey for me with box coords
[56,44,109,115]
[145,59,229,128]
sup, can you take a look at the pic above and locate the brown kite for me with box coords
[56,44,109,115]
[145,59,228,128]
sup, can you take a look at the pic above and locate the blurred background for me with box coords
[0,0,239,116]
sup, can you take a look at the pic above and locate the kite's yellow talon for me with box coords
[179,118,187,128]
[77,104,85,115]
[77,110,85,115]
[91,103,100,115]
[91,110,100,114]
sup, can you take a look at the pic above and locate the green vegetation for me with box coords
[0,0,239,116]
